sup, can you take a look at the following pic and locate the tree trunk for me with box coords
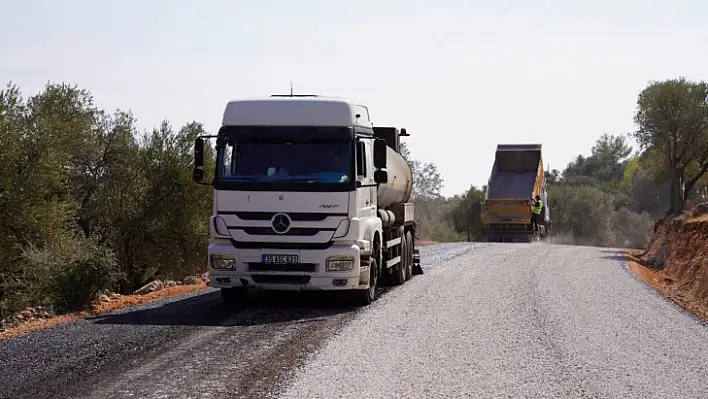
[683,162,708,204]
[669,167,686,215]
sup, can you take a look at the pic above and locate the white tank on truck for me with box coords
[377,145,414,207]
[192,94,422,306]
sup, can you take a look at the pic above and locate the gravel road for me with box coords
[0,243,478,399]
[279,243,708,399]
[2,243,707,399]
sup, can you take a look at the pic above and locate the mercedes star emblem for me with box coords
[270,213,291,234]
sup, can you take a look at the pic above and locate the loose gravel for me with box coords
[278,243,708,399]
[4,242,706,398]
[0,243,479,399]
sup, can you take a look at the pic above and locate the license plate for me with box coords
[262,254,298,264]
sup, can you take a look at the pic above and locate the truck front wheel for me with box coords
[351,255,378,306]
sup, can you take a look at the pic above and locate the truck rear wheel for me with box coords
[404,231,414,281]
[390,237,407,286]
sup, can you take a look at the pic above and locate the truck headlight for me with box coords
[326,255,355,272]
[211,254,236,270]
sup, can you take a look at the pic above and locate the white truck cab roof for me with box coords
[221,95,373,128]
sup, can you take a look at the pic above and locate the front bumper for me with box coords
[207,240,368,291]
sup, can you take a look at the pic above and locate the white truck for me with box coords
[192,95,422,306]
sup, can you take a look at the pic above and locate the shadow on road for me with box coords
[89,290,361,327]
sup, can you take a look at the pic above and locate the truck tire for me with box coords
[352,256,377,306]
[221,287,248,305]
[404,231,414,281]
[390,237,407,286]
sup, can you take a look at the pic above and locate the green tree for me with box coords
[545,169,561,184]
[399,142,454,240]
[413,162,443,199]
[0,81,217,316]
[632,77,708,215]
[447,185,485,241]
[0,83,124,314]
[621,151,670,217]
[548,130,659,248]
[399,142,443,200]
[552,185,616,246]
[563,134,633,183]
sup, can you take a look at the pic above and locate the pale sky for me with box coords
[2,0,707,196]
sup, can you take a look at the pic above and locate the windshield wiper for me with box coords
[224,175,317,183]
[223,175,268,181]
[281,173,347,182]
[280,175,318,182]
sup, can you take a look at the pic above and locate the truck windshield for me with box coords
[218,139,353,184]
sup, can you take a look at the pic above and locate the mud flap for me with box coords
[412,249,423,275]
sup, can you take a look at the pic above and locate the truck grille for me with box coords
[220,211,343,238]
[233,212,345,221]
[242,227,326,236]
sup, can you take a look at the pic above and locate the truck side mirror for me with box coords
[374,170,388,184]
[373,139,387,169]
[193,138,205,182]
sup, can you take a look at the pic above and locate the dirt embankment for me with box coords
[624,215,708,321]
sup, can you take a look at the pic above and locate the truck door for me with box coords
[356,138,376,218]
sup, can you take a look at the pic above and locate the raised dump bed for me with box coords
[482,144,550,242]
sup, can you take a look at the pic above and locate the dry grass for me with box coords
[0,282,207,341]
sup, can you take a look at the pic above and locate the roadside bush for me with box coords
[22,235,123,312]
[612,208,653,249]
[415,198,465,242]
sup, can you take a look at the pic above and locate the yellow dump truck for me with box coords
[481,144,554,242]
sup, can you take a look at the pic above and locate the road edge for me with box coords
[619,251,708,325]
[0,283,210,341]
[1,241,441,341]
